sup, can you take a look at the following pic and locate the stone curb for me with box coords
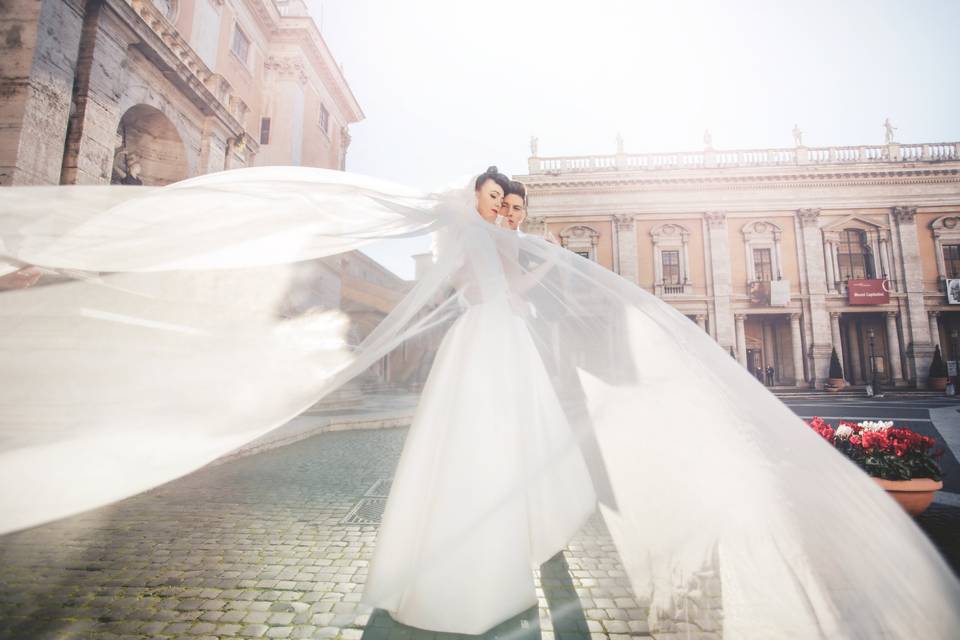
[212,411,413,466]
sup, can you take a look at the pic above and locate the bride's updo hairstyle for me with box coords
[474,165,510,193]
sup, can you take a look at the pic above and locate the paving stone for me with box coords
[267,612,296,625]
[0,428,727,640]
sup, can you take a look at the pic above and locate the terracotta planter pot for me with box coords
[826,378,845,392]
[928,377,948,391]
[873,477,943,516]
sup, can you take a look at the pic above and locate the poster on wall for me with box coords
[947,279,960,305]
[848,279,890,305]
[748,280,770,306]
[769,279,791,306]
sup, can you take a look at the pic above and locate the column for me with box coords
[614,214,638,284]
[59,0,132,185]
[879,236,891,279]
[824,241,836,292]
[886,311,905,384]
[695,315,707,331]
[846,319,863,383]
[762,321,778,383]
[790,313,806,385]
[796,208,833,387]
[929,312,942,351]
[893,206,933,386]
[4,0,85,185]
[830,312,844,371]
[706,211,736,351]
[735,314,748,367]
[831,242,842,288]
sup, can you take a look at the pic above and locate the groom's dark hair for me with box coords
[474,165,510,193]
[504,180,527,207]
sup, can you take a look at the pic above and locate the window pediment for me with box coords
[650,222,690,243]
[822,214,889,235]
[741,220,783,242]
[931,215,960,239]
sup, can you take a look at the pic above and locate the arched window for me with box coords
[559,225,601,262]
[837,229,874,280]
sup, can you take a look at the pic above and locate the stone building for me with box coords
[0,0,362,186]
[0,0,426,392]
[517,139,960,389]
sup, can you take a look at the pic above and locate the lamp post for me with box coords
[952,329,960,395]
[867,327,878,397]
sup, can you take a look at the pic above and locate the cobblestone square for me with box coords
[2,393,958,640]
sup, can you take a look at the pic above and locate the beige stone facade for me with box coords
[518,140,960,389]
[0,0,427,393]
[0,0,362,186]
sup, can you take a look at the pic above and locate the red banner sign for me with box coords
[847,279,890,305]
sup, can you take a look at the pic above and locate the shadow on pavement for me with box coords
[361,552,592,640]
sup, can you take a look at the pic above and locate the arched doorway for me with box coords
[112,104,188,186]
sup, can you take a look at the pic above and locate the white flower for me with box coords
[835,424,854,439]
[858,420,893,432]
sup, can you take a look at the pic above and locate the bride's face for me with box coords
[475,179,504,224]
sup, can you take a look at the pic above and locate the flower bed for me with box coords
[806,417,944,481]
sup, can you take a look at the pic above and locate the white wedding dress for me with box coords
[362,240,597,632]
[1,167,959,639]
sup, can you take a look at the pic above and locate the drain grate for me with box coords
[340,478,393,525]
[365,478,393,498]
[341,497,387,525]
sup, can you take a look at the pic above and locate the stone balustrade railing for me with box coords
[529,142,960,174]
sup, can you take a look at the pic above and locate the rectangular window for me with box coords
[575,250,591,260]
[837,253,869,280]
[944,245,960,278]
[753,247,773,281]
[231,25,250,64]
[661,250,681,285]
[259,117,271,145]
[318,103,329,133]
[837,229,874,279]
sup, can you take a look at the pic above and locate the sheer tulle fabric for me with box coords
[1,167,958,638]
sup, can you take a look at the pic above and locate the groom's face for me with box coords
[500,194,526,230]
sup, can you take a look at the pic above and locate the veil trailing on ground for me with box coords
[1,166,958,639]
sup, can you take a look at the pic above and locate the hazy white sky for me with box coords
[307,0,960,277]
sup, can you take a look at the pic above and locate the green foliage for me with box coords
[929,344,948,378]
[828,347,844,379]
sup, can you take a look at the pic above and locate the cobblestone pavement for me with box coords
[4,395,958,640]
[0,427,722,640]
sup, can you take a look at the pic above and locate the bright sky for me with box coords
[308,0,960,278]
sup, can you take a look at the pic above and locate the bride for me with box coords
[361,167,596,632]
[0,164,958,639]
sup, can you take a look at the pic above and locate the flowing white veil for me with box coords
[1,166,958,639]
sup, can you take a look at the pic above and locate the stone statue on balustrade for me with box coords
[529,136,539,157]
[792,124,803,147]
[616,132,624,154]
[884,118,897,144]
[703,129,713,149]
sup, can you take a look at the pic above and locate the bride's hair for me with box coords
[504,180,527,207]
[474,166,510,193]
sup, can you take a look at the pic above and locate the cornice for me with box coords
[519,167,960,194]
[271,19,365,123]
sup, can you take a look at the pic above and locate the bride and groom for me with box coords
[361,165,596,633]
[1,163,958,639]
